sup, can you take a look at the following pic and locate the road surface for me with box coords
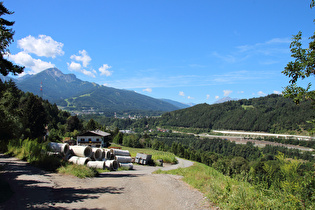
[0,154,216,210]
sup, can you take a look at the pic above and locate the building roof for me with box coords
[78,130,111,137]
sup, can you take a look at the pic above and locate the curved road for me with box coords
[0,155,214,209]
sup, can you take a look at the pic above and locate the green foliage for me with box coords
[281,2,315,133]
[66,115,83,132]
[113,132,123,144]
[0,2,24,76]
[122,134,143,148]
[155,162,296,209]
[20,93,47,139]
[60,85,178,115]
[85,118,99,131]
[5,138,62,171]
[158,94,314,134]
[57,164,98,178]
[0,79,74,144]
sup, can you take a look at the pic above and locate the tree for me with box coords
[282,1,315,104]
[20,93,47,139]
[282,31,315,104]
[282,1,315,133]
[66,115,82,132]
[85,118,98,131]
[0,2,24,76]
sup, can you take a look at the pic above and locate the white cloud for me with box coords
[206,94,210,99]
[215,96,219,99]
[223,90,233,96]
[143,88,152,93]
[179,91,185,96]
[18,35,64,58]
[187,96,194,99]
[258,91,266,96]
[67,61,81,71]
[99,64,112,76]
[237,91,244,94]
[67,50,96,77]
[82,69,96,78]
[8,51,54,74]
[273,90,281,95]
[70,50,91,67]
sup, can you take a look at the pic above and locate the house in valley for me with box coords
[77,130,111,147]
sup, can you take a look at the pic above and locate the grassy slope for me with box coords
[155,162,297,209]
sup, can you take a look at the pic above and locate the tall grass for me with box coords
[6,138,62,171]
[155,162,307,209]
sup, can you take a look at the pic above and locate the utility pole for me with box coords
[40,81,43,98]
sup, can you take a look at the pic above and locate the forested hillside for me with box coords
[59,85,180,115]
[158,94,315,134]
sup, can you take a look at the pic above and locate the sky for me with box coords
[4,0,315,105]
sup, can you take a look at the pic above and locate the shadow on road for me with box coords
[0,154,125,209]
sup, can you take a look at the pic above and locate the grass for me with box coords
[6,139,62,171]
[155,162,299,209]
[111,144,178,164]
[57,164,98,178]
[242,104,255,110]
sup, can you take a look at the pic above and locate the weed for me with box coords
[57,164,98,178]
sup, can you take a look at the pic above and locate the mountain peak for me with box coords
[44,68,77,83]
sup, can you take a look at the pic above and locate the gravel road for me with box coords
[0,154,215,210]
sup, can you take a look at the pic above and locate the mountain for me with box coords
[12,68,182,115]
[158,94,314,133]
[15,68,97,103]
[59,85,180,114]
[160,99,191,109]
[0,74,15,83]
[214,96,238,104]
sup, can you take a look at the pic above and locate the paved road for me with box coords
[0,155,215,210]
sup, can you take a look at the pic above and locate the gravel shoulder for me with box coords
[0,154,215,210]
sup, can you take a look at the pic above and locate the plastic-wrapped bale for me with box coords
[114,155,132,163]
[70,146,92,158]
[68,156,91,165]
[87,161,105,169]
[135,153,152,165]
[119,163,133,170]
[91,148,103,161]
[48,142,70,156]
[105,160,119,171]
[111,149,131,156]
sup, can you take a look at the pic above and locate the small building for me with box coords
[77,130,111,148]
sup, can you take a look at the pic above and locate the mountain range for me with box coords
[1,68,191,116]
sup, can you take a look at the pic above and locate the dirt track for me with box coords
[0,154,215,210]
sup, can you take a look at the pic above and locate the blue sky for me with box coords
[5,0,315,104]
